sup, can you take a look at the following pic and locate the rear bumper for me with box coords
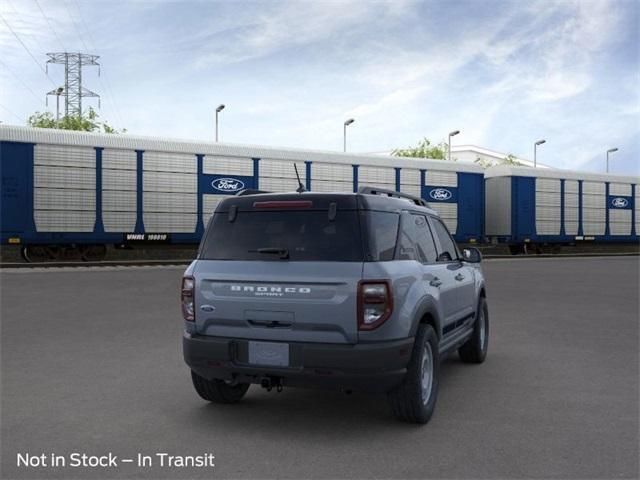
[183,333,414,393]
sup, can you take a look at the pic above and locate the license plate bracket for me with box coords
[248,341,290,367]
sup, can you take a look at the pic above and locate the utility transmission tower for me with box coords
[46,53,100,117]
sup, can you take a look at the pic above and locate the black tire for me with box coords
[191,371,250,404]
[387,324,439,424]
[458,297,489,363]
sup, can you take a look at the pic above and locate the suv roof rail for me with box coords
[235,189,271,196]
[357,186,428,207]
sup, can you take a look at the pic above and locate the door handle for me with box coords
[455,273,465,281]
[429,277,442,287]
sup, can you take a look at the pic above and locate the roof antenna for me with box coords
[294,163,306,193]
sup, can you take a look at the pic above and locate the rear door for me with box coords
[428,216,476,320]
[194,205,363,344]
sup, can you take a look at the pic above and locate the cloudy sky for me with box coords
[0,0,638,174]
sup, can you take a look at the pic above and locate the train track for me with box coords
[1,252,638,269]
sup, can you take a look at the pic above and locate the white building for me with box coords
[368,145,551,169]
[451,145,551,169]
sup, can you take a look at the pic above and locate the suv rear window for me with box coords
[200,210,364,261]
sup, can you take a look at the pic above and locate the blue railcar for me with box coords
[485,165,639,253]
[0,125,485,260]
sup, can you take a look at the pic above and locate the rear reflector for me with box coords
[253,200,313,209]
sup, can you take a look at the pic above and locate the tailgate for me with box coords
[193,260,363,344]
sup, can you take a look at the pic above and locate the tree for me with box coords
[392,138,452,160]
[474,153,523,169]
[27,107,125,133]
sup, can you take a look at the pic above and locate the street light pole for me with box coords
[215,104,225,142]
[448,130,460,162]
[55,87,64,125]
[343,118,354,152]
[534,139,546,168]
[606,148,618,173]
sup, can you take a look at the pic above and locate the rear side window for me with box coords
[364,211,399,261]
[200,210,363,262]
[397,213,438,263]
[430,218,458,261]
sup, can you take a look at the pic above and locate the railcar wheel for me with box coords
[21,245,60,263]
[79,244,107,262]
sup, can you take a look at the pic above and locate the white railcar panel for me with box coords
[312,163,353,182]
[609,209,632,235]
[34,144,94,168]
[609,183,632,196]
[103,211,136,232]
[144,213,197,233]
[143,171,196,193]
[34,210,95,232]
[583,222,605,235]
[102,190,136,211]
[202,194,228,226]
[425,170,457,187]
[259,159,307,181]
[399,184,421,197]
[536,221,560,235]
[582,181,605,195]
[259,176,306,192]
[564,192,579,208]
[204,156,254,176]
[357,181,396,193]
[103,169,136,191]
[564,180,579,193]
[536,179,560,235]
[564,207,579,235]
[143,151,196,173]
[536,191,561,207]
[582,194,606,209]
[358,166,395,184]
[536,178,561,192]
[102,149,136,170]
[427,203,457,234]
[636,188,640,231]
[401,169,421,186]
[34,165,95,190]
[309,180,353,193]
[565,221,579,236]
[144,192,197,213]
[34,188,95,211]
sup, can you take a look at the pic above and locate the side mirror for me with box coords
[462,247,482,263]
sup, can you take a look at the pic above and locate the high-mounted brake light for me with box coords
[181,276,195,322]
[357,280,393,330]
[253,200,313,209]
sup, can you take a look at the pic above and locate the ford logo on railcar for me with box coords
[429,188,452,201]
[611,197,629,208]
[212,178,245,192]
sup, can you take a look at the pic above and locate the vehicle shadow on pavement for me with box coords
[182,356,470,435]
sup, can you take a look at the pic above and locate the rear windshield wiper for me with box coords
[249,247,290,259]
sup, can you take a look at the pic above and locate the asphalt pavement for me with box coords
[1,257,638,479]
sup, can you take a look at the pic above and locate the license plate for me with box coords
[248,341,289,367]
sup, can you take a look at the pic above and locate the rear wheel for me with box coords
[459,297,489,363]
[387,324,439,424]
[191,371,250,404]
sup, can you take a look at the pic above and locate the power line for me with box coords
[70,0,126,127]
[0,58,44,104]
[0,103,24,123]
[34,0,67,52]
[0,13,57,88]
[62,0,91,52]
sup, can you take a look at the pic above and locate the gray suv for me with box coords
[182,187,488,423]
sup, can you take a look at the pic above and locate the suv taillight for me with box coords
[358,281,393,330]
[181,276,195,322]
